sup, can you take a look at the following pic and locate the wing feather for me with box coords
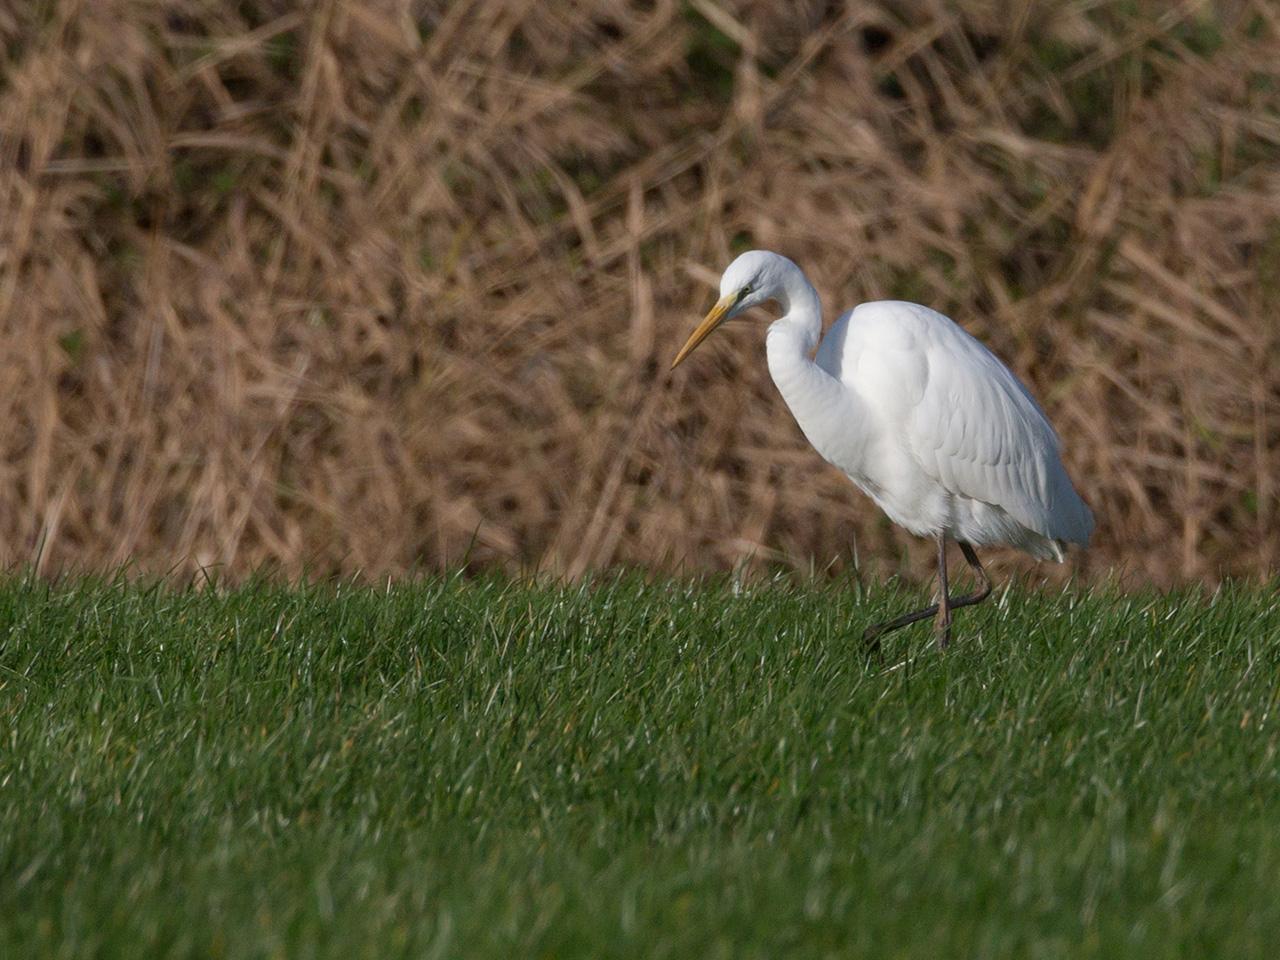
[837,301,1093,545]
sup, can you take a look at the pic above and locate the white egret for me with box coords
[671,250,1093,650]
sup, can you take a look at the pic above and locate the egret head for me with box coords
[670,250,795,369]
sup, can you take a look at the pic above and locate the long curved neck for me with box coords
[764,271,854,460]
[768,269,822,354]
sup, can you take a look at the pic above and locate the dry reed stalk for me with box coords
[0,0,1277,585]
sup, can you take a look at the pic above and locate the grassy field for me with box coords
[2,574,1279,958]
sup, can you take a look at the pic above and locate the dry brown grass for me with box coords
[1,0,1278,585]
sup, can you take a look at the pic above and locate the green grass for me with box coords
[2,574,1279,958]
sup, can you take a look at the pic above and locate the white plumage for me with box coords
[671,250,1093,649]
[812,299,1093,558]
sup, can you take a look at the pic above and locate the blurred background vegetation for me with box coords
[1,0,1277,585]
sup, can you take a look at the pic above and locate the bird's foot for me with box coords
[934,612,952,650]
[934,623,951,650]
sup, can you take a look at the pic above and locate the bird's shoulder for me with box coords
[818,299,969,367]
[816,300,975,400]
[821,301,1045,415]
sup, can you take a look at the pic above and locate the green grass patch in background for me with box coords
[2,575,1278,958]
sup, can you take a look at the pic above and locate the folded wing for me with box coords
[838,301,1093,546]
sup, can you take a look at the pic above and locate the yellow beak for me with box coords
[670,292,738,370]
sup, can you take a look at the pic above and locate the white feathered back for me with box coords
[816,300,1094,549]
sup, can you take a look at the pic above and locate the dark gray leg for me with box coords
[957,541,992,607]
[863,537,994,655]
[934,533,952,649]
